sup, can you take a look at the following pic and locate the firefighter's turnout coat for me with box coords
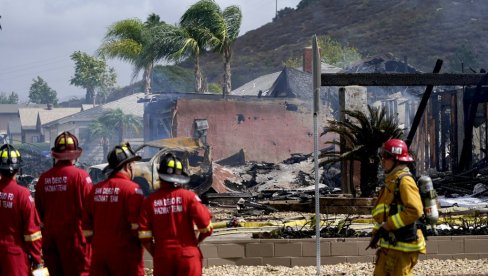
[82,172,145,276]
[139,184,213,276]
[35,160,93,276]
[371,165,426,253]
[0,176,43,275]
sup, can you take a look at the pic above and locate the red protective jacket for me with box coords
[36,161,93,236]
[82,172,144,276]
[35,161,93,275]
[139,185,213,254]
[0,176,42,275]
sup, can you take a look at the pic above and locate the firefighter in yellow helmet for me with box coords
[139,153,213,276]
[0,144,47,275]
[35,132,93,275]
[370,139,426,276]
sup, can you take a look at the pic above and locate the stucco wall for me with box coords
[174,98,334,163]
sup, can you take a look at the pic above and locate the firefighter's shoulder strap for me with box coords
[394,173,415,204]
[395,173,431,239]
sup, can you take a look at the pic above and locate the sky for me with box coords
[0,0,301,102]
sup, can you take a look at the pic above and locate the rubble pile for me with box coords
[218,153,341,194]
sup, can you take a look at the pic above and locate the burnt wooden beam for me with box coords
[321,73,487,86]
[406,60,443,147]
[432,95,441,171]
[450,93,459,171]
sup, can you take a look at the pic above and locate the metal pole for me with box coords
[276,0,277,18]
[312,34,321,276]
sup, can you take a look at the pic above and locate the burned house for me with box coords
[144,50,488,199]
[143,48,342,164]
[143,93,335,163]
[321,55,488,197]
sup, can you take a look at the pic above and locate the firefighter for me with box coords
[139,153,213,276]
[0,144,47,275]
[82,142,145,276]
[371,139,426,276]
[35,132,92,276]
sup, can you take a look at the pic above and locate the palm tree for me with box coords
[181,0,242,95]
[134,21,207,92]
[89,120,113,158]
[97,13,163,95]
[320,105,404,197]
[98,108,142,144]
[171,26,207,93]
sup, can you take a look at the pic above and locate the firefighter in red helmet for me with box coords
[35,131,92,275]
[0,144,47,276]
[370,139,426,276]
[139,153,213,276]
[82,142,145,276]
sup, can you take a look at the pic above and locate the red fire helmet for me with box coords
[381,139,414,162]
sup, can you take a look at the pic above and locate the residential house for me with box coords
[43,93,145,164]
[0,104,47,143]
[144,92,335,163]
[7,121,21,144]
[144,47,345,164]
[0,104,23,143]
[18,106,80,144]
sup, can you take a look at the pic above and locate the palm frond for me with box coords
[223,6,242,41]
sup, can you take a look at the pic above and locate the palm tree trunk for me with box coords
[222,46,232,97]
[119,126,124,144]
[102,137,109,159]
[86,88,95,105]
[143,63,153,95]
[194,55,203,93]
[360,158,378,197]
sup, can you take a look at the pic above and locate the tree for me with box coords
[28,76,58,105]
[317,36,362,68]
[207,82,222,94]
[320,105,403,197]
[133,21,191,91]
[181,0,242,95]
[172,24,207,92]
[98,108,142,143]
[283,36,362,69]
[89,120,113,158]
[447,44,479,73]
[98,14,163,95]
[0,91,19,104]
[70,51,117,105]
[139,20,207,93]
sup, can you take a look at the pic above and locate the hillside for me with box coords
[196,0,488,90]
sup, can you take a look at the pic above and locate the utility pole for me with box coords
[275,0,278,18]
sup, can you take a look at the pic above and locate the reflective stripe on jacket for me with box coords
[372,165,426,253]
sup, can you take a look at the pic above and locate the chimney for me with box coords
[303,46,321,73]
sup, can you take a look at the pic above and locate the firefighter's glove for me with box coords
[32,263,49,276]
[366,227,387,250]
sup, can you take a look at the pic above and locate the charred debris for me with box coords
[206,150,488,216]
[204,58,488,214]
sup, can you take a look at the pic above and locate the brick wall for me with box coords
[199,236,488,267]
[142,236,488,268]
[174,98,332,163]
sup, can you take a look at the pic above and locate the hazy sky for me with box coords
[0,0,300,102]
